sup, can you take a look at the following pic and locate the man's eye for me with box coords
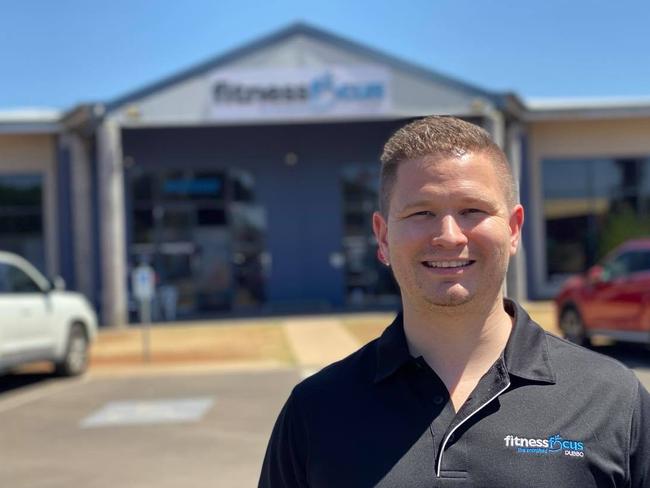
[463,208,484,215]
[411,211,435,217]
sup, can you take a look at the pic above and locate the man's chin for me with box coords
[424,287,473,308]
[429,296,472,308]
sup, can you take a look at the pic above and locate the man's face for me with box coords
[372,152,524,313]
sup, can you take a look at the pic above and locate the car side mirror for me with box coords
[51,276,66,291]
[587,265,605,284]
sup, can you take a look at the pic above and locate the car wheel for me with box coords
[55,323,89,376]
[560,308,590,346]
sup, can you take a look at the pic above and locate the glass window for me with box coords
[603,252,635,280]
[229,184,268,308]
[126,167,266,317]
[230,203,264,244]
[640,251,650,272]
[543,157,650,283]
[0,174,45,271]
[131,172,155,203]
[133,209,155,243]
[602,250,650,280]
[161,171,225,202]
[0,264,8,292]
[0,263,42,293]
[197,208,227,226]
[0,174,42,206]
[160,208,193,242]
[625,251,650,274]
[231,171,255,203]
[341,164,399,306]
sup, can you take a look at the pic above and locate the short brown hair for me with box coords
[379,116,516,215]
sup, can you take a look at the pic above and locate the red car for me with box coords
[555,238,650,346]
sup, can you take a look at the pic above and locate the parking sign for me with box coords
[132,264,155,301]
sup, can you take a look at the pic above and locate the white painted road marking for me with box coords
[80,397,214,428]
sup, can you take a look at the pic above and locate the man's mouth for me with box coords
[422,260,475,269]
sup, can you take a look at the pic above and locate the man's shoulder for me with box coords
[292,334,382,402]
[544,330,639,390]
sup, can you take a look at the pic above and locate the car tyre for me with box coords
[560,307,590,347]
[55,323,89,376]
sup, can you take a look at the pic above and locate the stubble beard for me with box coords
[397,255,509,316]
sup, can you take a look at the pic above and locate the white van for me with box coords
[0,251,98,376]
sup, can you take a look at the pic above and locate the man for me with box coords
[259,116,650,487]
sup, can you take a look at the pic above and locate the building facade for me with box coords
[2,24,649,326]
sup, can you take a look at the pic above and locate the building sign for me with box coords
[209,66,391,120]
[163,177,223,197]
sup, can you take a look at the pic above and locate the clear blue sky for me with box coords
[1,0,649,110]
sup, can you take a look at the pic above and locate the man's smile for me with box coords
[422,259,476,269]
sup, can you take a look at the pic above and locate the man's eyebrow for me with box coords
[458,196,497,207]
[398,196,496,212]
[398,200,432,211]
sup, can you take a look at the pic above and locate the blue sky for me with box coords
[1,0,649,110]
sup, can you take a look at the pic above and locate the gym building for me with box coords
[2,23,649,326]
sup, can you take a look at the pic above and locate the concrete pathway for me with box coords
[283,318,361,368]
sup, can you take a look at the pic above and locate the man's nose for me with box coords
[431,215,468,247]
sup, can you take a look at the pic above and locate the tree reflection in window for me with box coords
[543,157,650,284]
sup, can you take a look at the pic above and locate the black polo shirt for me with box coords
[259,300,650,487]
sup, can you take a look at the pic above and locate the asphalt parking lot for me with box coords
[0,367,302,488]
[1,343,649,488]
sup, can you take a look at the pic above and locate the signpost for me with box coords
[131,263,155,362]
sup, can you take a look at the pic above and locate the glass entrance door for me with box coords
[341,164,399,307]
[128,168,266,320]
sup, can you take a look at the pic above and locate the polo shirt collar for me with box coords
[374,300,556,385]
[374,311,413,383]
[502,299,556,384]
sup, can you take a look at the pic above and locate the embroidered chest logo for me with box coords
[504,434,585,458]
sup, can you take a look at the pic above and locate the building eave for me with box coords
[0,108,62,134]
[524,97,650,121]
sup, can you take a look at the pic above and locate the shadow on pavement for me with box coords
[0,372,57,395]
[590,343,650,369]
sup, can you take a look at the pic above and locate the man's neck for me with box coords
[402,297,514,411]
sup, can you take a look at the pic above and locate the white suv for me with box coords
[0,251,98,376]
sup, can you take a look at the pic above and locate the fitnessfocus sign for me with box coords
[209,67,391,120]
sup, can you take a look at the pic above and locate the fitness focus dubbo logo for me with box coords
[504,434,585,458]
[210,67,389,119]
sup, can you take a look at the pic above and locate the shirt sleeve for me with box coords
[258,391,309,488]
[629,380,650,487]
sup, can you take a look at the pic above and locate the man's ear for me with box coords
[508,204,525,256]
[372,211,390,265]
